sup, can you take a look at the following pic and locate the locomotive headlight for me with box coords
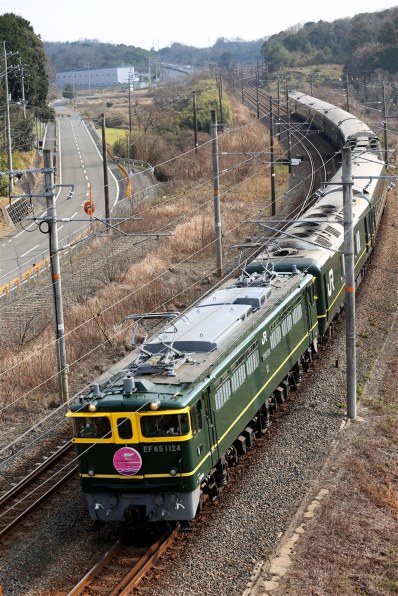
[87,402,97,412]
[170,467,178,476]
[88,468,96,476]
[150,400,160,411]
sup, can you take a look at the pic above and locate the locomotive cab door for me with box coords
[203,387,219,467]
[304,279,317,342]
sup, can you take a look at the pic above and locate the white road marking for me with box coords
[21,244,40,257]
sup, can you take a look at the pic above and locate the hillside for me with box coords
[44,37,265,73]
[262,6,398,76]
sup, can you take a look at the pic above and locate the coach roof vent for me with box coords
[293,221,319,229]
[273,248,298,257]
[306,212,328,219]
[315,236,333,248]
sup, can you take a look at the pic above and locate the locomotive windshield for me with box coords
[141,413,189,437]
[73,416,112,439]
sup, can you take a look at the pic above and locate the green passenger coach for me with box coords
[67,269,318,524]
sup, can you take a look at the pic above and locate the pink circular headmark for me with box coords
[113,447,142,476]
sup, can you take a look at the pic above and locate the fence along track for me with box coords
[67,524,179,595]
[0,440,78,542]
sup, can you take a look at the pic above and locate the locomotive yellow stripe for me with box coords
[81,322,319,482]
[80,473,187,479]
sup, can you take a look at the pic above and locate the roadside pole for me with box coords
[210,110,223,277]
[43,149,69,404]
[101,114,110,223]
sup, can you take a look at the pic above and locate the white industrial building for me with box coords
[56,66,139,88]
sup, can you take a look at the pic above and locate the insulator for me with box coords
[91,383,101,397]
[123,374,135,394]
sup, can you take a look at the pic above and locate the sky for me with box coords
[1,0,398,50]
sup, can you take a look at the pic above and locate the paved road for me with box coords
[0,100,120,284]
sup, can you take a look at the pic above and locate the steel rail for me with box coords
[67,525,180,595]
[0,440,78,540]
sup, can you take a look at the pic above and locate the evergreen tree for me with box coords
[0,13,49,108]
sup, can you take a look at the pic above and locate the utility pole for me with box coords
[345,74,350,113]
[269,97,276,216]
[193,91,198,153]
[101,114,110,222]
[19,59,26,119]
[3,41,13,197]
[277,75,281,122]
[128,78,132,135]
[43,149,69,403]
[381,81,389,166]
[128,78,132,172]
[86,62,91,95]
[218,74,224,133]
[256,59,260,119]
[342,147,356,420]
[285,85,292,175]
[210,110,223,277]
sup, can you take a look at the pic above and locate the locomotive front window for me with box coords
[117,417,133,439]
[141,413,189,437]
[74,416,111,439]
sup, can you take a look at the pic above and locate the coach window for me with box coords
[340,254,345,278]
[117,417,133,439]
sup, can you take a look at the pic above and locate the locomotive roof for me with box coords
[75,270,312,409]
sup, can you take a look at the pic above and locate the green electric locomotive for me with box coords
[67,268,318,523]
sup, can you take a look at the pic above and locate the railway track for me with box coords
[0,440,78,543]
[67,524,179,595]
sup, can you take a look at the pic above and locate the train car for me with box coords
[289,91,379,151]
[67,268,318,524]
[247,150,386,337]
